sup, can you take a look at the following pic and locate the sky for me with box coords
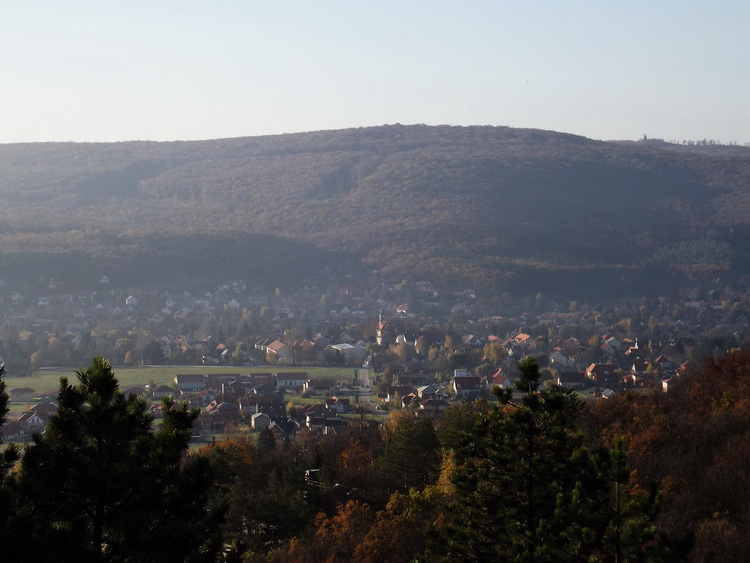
[1,1,748,144]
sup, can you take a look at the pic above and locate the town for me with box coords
[3,267,749,445]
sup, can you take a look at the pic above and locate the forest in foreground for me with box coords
[3,350,750,562]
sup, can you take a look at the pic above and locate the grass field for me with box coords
[5,364,359,415]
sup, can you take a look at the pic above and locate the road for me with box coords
[356,367,372,403]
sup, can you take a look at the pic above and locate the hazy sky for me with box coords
[2,1,748,143]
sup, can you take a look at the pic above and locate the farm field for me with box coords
[5,364,359,415]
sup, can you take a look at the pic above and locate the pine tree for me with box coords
[377,417,440,491]
[11,357,222,562]
[0,360,20,465]
[588,438,665,561]
[436,356,596,561]
[0,360,22,557]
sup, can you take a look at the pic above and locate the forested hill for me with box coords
[1,124,749,296]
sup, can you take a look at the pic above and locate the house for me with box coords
[298,403,329,419]
[452,376,484,400]
[205,373,242,391]
[257,400,288,418]
[251,412,272,431]
[322,417,349,434]
[622,372,652,388]
[27,402,57,417]
[600,336,622,351]
[376,315,390,346]
[515,333,532,346]
[203,343,231,364]
[10,387,35,402]
[197,389,217,405]
[629,359,650,376]
[556,372,589,390]
[401,392,418,409]
[1,421,22,441]
[416,384,444,400]
[303,378,337,397]
[240,396,271,414]
[387,385,415,402]
[266,340,291,363]
[325,396,350,414]
[247,373,274,387]
[182,394,204,408]
[396,372,432,387]
[17,410,48,434]
[600,336,622,360]
[418,399,449,415]
[484,369,513,390]
[297,340,320,363]
[122,386,148,398]
[304,409,348,434]
[269,417,299,439]
[654,355,676,374]
[152,385,176,399]
[585,363,619,387]
[549,351,572,370]
[206,400,240,417]
[198,412,228,434]
[174,374,206,392]
[330,342,368,364]
[204,401,241,432]
[276,372,308,390]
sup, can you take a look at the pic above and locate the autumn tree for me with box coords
[355,486,448,562]
[483,340,506,366]
[300,500,375,562]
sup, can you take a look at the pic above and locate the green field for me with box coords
[5,365,359,415]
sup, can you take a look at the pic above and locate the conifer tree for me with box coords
[0,360,22,555]
[12,357,222,562]
[377,417,440,491]
[436,356,596,561]
[588,437,665,561]
[0,361,20,464]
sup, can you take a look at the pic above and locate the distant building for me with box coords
[174,374,206,392]
[9,388,35,402]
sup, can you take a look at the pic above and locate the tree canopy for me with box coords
[5,357,221,562]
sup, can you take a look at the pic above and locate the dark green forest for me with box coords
[4,352,750,561]
[2,125,750,297]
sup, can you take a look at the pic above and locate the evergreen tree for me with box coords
[377,417,440,491]
[0,360,7,430]
[0,360,22,555]
[435,357,597,561]
[11,357,222,562]
[0,361,20,465]
[586,438,665,561]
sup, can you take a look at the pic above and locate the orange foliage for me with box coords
[307,501,375,563]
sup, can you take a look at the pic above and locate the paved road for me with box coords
[356,368,372,403]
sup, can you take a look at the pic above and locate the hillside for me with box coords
[1,124,750,297]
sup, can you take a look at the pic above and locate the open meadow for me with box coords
[5,364,359,416]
